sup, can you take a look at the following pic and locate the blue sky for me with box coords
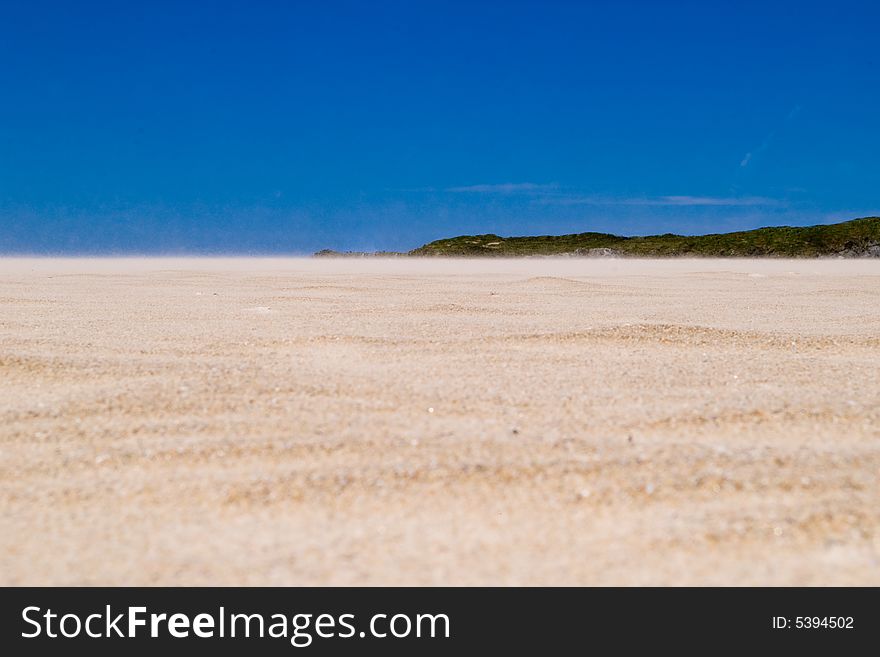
[1,0,878,253]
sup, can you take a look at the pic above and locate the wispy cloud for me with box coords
[445,182,558,193]
[538,194,784,207]
[740,104,802,168]
[409,184,785,209]
[650,195,783,207]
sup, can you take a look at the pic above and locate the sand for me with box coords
[1,257,879,585]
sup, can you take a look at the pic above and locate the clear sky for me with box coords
[1,0,878,253]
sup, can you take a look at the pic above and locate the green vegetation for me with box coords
[406,217,880,258]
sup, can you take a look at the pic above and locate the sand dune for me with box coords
[1,257,879,585]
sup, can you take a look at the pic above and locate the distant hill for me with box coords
[313,249,404,258]
[406,217,880,258]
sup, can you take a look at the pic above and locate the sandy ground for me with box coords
[1,257,879,586]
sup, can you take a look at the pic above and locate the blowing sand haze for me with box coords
[1,257,878,585]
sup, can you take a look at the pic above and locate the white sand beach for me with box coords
[1,257,878,585]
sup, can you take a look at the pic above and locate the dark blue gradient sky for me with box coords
[1,0,879,253]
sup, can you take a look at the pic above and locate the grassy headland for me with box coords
[405,217,880,258]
